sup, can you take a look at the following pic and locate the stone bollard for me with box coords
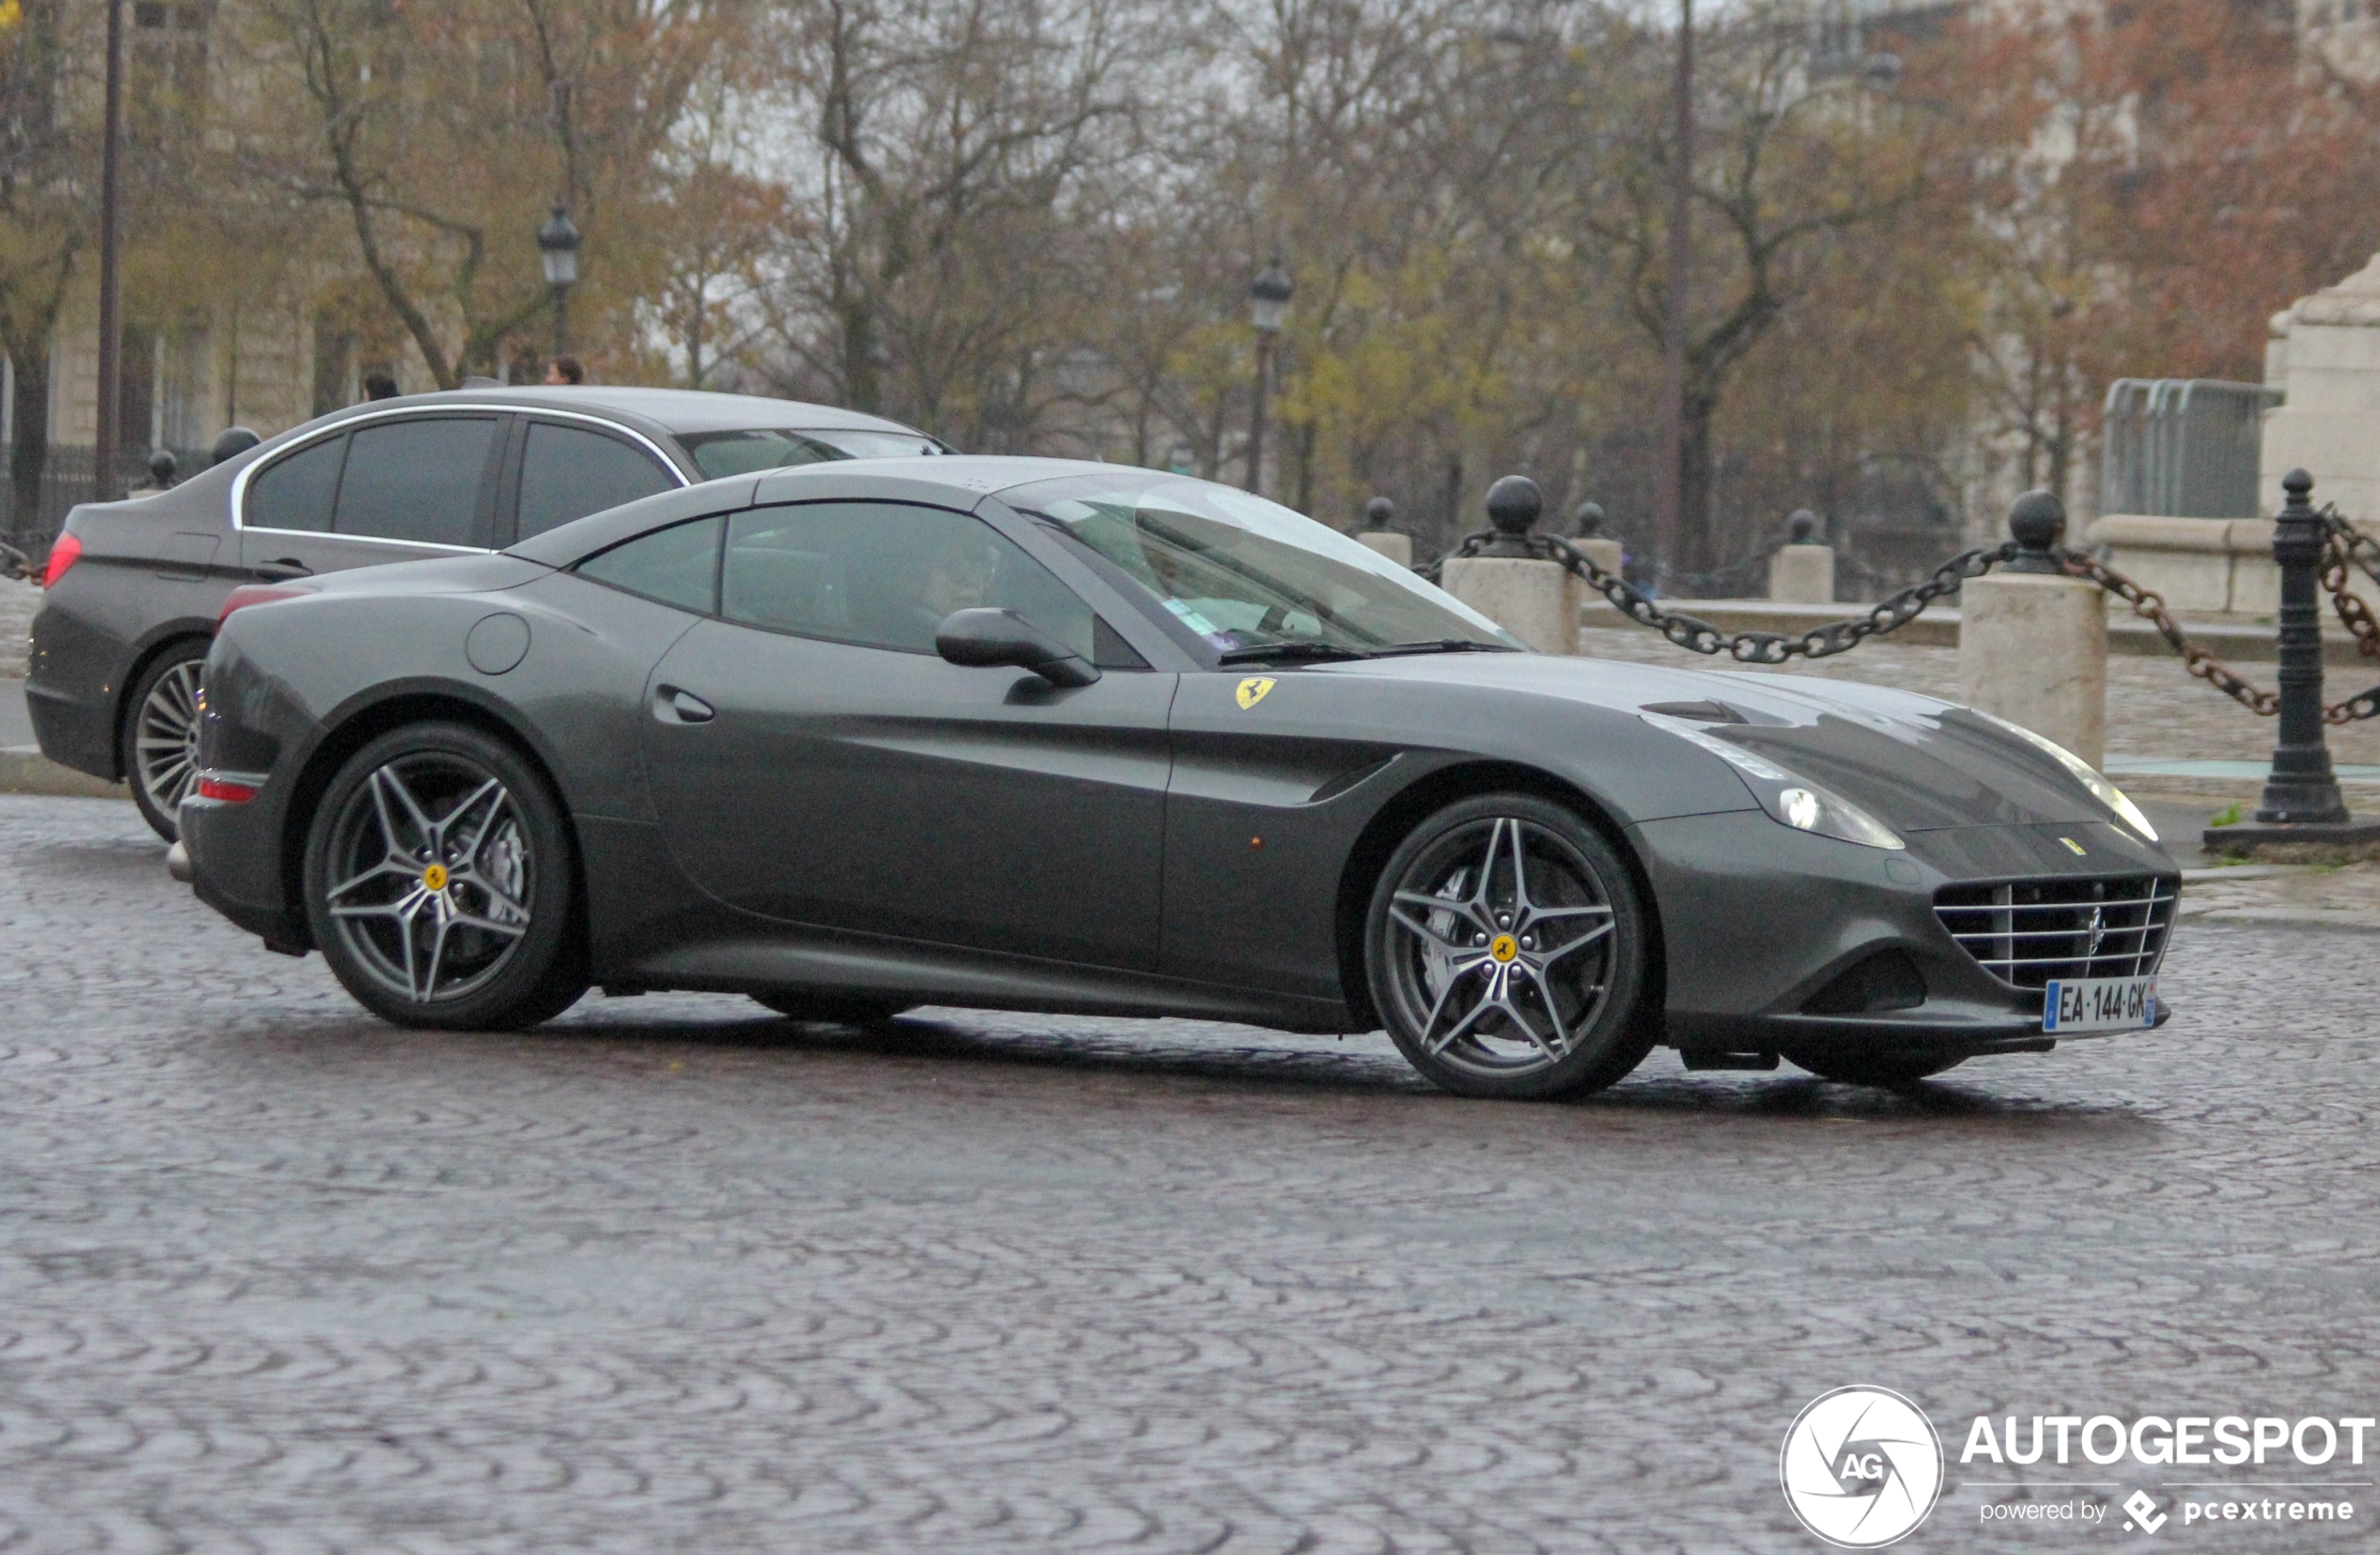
[1355,495,1412,568]
[1441,477,1583,654]
[1958,491,2107,767]
[1767,510,1836,603]
[1570,501,1624,576]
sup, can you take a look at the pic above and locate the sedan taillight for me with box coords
[195,776,260,803]
[41,532,82,588]
[216,584,314,627]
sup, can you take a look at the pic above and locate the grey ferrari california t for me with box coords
[179,457,2179,1098]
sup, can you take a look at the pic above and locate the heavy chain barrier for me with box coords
[1419,511,2380,712]
[1421,529,2019,665]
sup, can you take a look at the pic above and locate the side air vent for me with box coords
[1639,700,1746,723]
[1801,949,1927,1015]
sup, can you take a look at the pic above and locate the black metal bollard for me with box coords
[1480,475,1544,557]
[1363,495,1395,530]
[2002,489,2067,574]
[2207,469,2380,857]
[2256,469,2349,825]
[1787,508,1820,544]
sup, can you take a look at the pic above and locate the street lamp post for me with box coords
[94,0,127,503]
[1651,0,1692,585]
[537,204,583,357]
[1246,256,1293,496]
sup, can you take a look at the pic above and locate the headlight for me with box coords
[1964,711,2158,842]
[1641,712,1905,851]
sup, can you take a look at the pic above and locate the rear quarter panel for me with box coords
[199,563,703,928]
[26,486,239,777]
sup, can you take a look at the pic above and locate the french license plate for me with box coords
[2043,976,2158,1033]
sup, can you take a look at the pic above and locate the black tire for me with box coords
[1783,1047,1967,1087]
[123,640,210,843]
[1366,792,1654,1100]
[751,993,911,1024]
[303,721,587,1030]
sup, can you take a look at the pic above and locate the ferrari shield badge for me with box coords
[1236,677,1276,710]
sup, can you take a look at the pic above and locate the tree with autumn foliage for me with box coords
[1947,0,2380,504]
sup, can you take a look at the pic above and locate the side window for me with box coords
[721,501,1095,659]
[334,416,501,547]
[574,516,723,615]
[244,436,345,532]
[516,422,677,540]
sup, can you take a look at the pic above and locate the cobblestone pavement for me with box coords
[3,795,2376,1553]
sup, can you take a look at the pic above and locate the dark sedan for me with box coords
[24,387,942,839]
[180,458,2179,1098]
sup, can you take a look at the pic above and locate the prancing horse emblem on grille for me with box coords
[2085,904,2107,958]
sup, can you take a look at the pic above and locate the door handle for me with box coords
[656,687,716,724]
[255,557,313,582]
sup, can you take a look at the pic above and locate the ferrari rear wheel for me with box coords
[1782,1047,1966,1087]
[125,641,209,842]
[751,993,911,1024]
[1367,792,1652,1100]
[304,722,588,1030]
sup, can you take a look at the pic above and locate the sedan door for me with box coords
[640,498,1175,971]
[236,412,508,581]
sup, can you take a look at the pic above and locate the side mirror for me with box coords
[935,607,1100,688]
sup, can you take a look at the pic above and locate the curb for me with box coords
[0,746,128,800]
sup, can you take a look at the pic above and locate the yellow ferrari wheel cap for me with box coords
[422,863,449,892]
[1236,676,1276,709]
[1489,933,1519,963]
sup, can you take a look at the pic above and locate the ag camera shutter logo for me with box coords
[1780,1386,1945,1548]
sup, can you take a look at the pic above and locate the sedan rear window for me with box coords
[245,436,345,532]
[678,428,943,480]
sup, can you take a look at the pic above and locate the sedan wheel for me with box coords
[1367,793,1653,1100]
[125,645,208,842]
[304,722,587,1029]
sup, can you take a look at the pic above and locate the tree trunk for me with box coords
[1678,389,1720,579]
[8,338,50,539]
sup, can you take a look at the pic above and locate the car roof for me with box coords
[350,386,932,437]
[507,456,1187,568]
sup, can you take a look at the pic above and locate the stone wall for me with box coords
[2261,251,2380,523]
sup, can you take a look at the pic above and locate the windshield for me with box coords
[678,427,944,480]
[1004,472,1520,657]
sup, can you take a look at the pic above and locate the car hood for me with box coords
[1316,650,2126,833]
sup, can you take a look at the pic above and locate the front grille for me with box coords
[1933,875,2179,990]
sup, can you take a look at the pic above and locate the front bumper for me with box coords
[1634,808,2178,1059]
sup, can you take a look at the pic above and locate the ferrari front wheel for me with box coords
[1366,792,1653,1100]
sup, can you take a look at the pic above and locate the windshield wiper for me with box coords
[1216,642,1373,665]
[1372,639,1521,657]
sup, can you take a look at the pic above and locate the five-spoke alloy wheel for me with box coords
[304,723,587,1029]
[125,643,210,842]
[1367,793,1652,1099]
